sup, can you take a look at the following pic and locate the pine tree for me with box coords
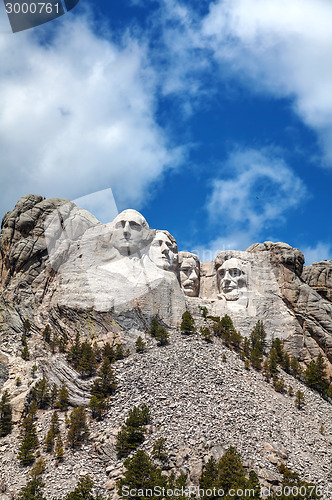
[102,342,115,363]
[50,384,58,408]
[126,405,151,427]
[63,476,95,500]
[155,326,169,346]
[268,348,279,375]
[200,327,213,342]
[135,336,147,353]
[201,306,208,319]
[315,352,329,394]
[18,413,39,466]
[90,358,117,399]
[67,407,90,449]
[55,383,70,411]
[180,311,195,334]
[243,337,251,358]
[88,396,107,421]
[116,426,145,459]
[115,405,151,459]
[149,316,160,338]
[295,390,305,410]
[78,341,97,378]
[17,478,46,500]
[152,437,168,463]
[305,353,329,395]
[250,321,267,355]
[219,315,241,348]
[44,412,60,452]
[23,319,32,334]
[117,450,167,497]
[51,411,60,434]
[29,458,46,478]
[281,351,291,373]
[217,446,247,492]
[21,345,30,361]
[276,463,320,500]
[42,324,51,343]
[44,427,55,453]
[274,377,286,393]
[58,332,69,353]
[250,345,263,371]
[67,332,81,370]
[199,456,218,497]
[291,357,302,378]
[30,378,50,409]
[138,404,151,425]
[0,390,13,437]
[55,434,64,462]
[31,365,38,379]
[115,344,125,360]
[271,337,284,364]
[327,384,332,400]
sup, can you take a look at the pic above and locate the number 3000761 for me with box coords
[5,2,60,14]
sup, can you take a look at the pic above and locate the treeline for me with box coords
[15,404,320,499]
[185,308,332,404]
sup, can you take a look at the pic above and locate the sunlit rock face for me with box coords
[44,206,184,327]
[216,256,248,302]
[198,250,301,344]
[0,195,331,376]
[178,252,200,297]
[302,260,332,303]
[109,209,153,258]
[149,230,178,272]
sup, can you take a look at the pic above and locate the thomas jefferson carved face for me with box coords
[217,258,247,301]
[110,209,152,256]
[149,230,178,271]
[179,252,200,297]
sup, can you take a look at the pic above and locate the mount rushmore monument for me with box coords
[0,194,332,382]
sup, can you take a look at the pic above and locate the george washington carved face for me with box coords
[217,257,247,301]
[110,209,153,257]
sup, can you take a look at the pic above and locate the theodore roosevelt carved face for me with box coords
[217,257,247,301]
[110,209,152,257]
[149,230,178,271]
[178,252,200,297]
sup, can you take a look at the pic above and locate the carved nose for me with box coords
[123,221,131,235]
[161,242,168,253]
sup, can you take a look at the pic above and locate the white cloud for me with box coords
[0,12,182,218]
[301,242,332,266]
[205,147,307,251]
[201,0,332,165]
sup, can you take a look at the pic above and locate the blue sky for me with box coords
[0,0,331,264]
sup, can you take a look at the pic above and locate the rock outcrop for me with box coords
[302,260,332,303]
[0,195,331,498]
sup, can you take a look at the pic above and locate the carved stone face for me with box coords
[217,257,247,301]
[179,252,200,297]
[149,230,178,271]
[110,209,152,256]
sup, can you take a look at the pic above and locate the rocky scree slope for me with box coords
[0,329,331,499]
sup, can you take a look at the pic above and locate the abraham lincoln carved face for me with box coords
[217,257,247,301]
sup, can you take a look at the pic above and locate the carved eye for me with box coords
[130,221,141,230]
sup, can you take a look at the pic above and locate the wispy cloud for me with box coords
[201,0,332,166]
[301,242,332,266]
[203,147,307,253]
[0,12,182,218]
